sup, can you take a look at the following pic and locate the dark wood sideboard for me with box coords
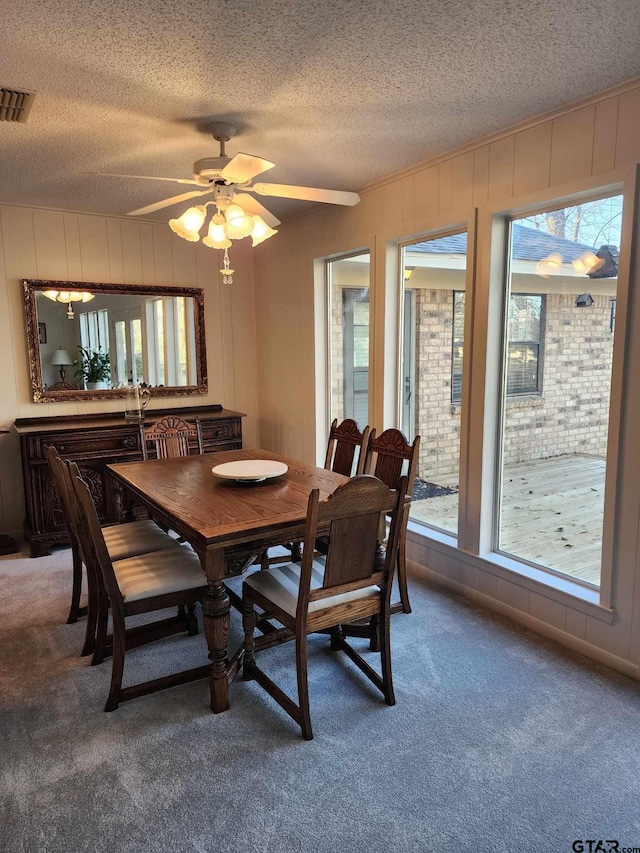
[14,405,244,557]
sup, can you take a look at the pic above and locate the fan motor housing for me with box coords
[192,157,230,185]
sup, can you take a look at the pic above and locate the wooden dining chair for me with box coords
[69,463,210,712]
[140,415,204,460]
[46,445,183,657]
[324,418,371,476]
[364,428,420,615]
[260,418,373,571]
[243,473,408,740]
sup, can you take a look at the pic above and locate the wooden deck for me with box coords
[410,454,605,586]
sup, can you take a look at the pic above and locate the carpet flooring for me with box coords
[1,547,640,853]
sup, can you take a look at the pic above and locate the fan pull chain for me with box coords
[220,248,234,285]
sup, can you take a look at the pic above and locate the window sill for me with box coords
[406,521,614,624]
[505,394,545,409]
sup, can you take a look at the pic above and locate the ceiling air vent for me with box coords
[0,87,35,123]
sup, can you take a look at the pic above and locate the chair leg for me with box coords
[397,523,411,615]
[369,614,381,652]
[379,610,395,706]
[91,589,109,666]
[67,544,83,624]
[295,634,313,740]
[186,603,199,636]
[105,613,126,712]
[330,625,343,651]
[243,596,257,680]
[81,552,102,657]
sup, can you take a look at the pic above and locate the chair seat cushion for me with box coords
[245,558,379,618]
[113,547,206,602]
[103,520,182,562]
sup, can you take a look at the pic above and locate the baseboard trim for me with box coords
[410,559,640,682]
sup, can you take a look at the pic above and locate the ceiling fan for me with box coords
[100,120,361,228]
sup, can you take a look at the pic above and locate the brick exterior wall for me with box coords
[412,290,614,483]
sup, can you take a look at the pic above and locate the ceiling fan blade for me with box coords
[251,183,360,206]
[234,192,281,228]
[127,189,213,217]
[221,153,276,184]
[98,173,199,185]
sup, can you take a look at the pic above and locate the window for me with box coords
[144,296,196,387]
[111,314,143,386]
[79,308,109,352]
[495,194,623,588]
[327,253,371,425]
[452,292,543,402]
[400,231,467,536]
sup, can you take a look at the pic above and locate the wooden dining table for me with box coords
[108,448,349,713]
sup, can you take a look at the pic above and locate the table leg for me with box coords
[202,547,231,713]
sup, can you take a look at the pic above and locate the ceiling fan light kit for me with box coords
[103,120,360,282]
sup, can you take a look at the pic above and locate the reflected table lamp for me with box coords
[51,348,73,381]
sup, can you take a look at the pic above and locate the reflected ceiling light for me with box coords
[404,267,415,281]
[41,289,95,318]
[535,253,563,278]
[168,196,279,283]
[572,251,605,275]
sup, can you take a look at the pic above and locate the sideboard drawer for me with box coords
[201,418,241,446]
[34,428,140,459]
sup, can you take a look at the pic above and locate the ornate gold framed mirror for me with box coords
[23,279,208,403]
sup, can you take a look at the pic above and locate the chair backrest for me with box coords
[324,418,370,477]
[296,474,408,623]
[141,415,203,460]
[365,428,420,497]
[45,445,84,557]
[68,462,123,609]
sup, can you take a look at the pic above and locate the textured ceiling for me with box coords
[1,0,639,223]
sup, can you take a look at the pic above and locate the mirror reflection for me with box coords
[24,280,207,402]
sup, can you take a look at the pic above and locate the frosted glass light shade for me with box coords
[202,221,232,249]
[225,204,246,226]
[169,205,206,241]
[250,215,278,247]
[224,214,254,240]
[58,291,85,302]
[43,289,94,303]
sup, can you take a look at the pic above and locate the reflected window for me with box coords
[452,292,544,402]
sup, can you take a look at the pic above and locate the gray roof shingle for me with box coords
[408,224,597,262]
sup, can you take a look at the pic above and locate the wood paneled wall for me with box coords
[253,78,640,676]
[0,207,258,533]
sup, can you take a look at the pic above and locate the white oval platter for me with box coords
[211,459,288,482]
